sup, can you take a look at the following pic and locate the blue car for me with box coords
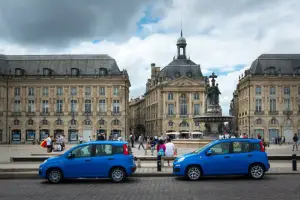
[173,138,270,180]
[39,141,136,184]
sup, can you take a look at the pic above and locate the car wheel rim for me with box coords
[250,165,263,178]
[112,169,124,181]
[188,167,201,180]
[49,171,61,183]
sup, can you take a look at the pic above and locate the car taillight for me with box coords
[123,144,129,155]
[259,141,265,152]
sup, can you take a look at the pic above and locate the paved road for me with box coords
[0,176,300,200]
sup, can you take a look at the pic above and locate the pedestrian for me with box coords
[157,139,166,156]
[150,137,156,156]
[165,138,175,166]
[292,133,299,151]
[89,136,92,142]
[130,134,135,148]
[99,133,105,141]
[257,133,262,140]
[138,134,145,150]
[46,135,53,153]
[79,136,83,144]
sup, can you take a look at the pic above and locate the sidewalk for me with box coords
[0,161,299,179]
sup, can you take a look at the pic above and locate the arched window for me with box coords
[99,68,107,76]
[28,119,34,125]
[270,118,278,125]
[13,119,20,125]
[41,119,48,125]
[56,119,63,125]
[255,118,262,124]
[84,120,92,126]
[168,121,173,126]
[266,67,276,75]
[43,68,51,76]
[180,121,189,127]
[71,68,79,77]
[70,119,77,126]
[112,119,120,126]
[99,119,105,125]
[180,94,188,115]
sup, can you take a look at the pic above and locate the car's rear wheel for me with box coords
[47,168,63,184]
[249,164,265,180]
[110,167,126,183]
[186,166,202,181]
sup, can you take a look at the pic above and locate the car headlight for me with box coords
[177,157,185,162]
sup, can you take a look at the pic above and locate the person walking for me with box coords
[138,134,145,150]
[130,134,135,148]
[150,137,156,156]
[157,139,166,156]
[292,133,299,151]
[165,138,175,166]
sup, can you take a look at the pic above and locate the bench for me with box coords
[135,156,177,168]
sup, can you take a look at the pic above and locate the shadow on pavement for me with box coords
[40,177,139,185]
[175,175,275,182]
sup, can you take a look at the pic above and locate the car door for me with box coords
[89,144,115,177]
[229,141,253,174]
[202,142,233,175]
[63,144,94,178]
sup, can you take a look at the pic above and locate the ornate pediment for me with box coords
[168,77,202,87]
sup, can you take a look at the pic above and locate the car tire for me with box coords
[186,166,202,181]
[110,167,126,183]
[47,168,63,184]
[249,164,265,180]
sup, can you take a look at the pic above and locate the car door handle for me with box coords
[224,156,230,158]
[108,158,114,160]
[247,154,253,157]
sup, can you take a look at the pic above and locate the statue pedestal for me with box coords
[206,104,222,116]
[210,123,219,134]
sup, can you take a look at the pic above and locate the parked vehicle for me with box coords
[39,141,136,183]
[173,138,270,180]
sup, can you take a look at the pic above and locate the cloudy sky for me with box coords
[1,0,300,115]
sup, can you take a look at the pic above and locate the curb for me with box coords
[0,171,300,179]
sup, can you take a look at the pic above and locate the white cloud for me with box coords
[1,0,300,115]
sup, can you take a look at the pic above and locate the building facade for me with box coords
[229,89,239,133]
[236,54,300,142]
[143,34,207,137]
[129,97,146,136]
[0,54,130,144]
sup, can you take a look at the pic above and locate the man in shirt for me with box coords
[292,133,299,151]
[46,136,53,153]
[165,138,175,166]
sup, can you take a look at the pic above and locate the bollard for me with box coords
[157,155,162,171]
[292,154,297,171]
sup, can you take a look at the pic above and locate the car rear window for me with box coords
[112,146,124,154]
[251,143,261,151]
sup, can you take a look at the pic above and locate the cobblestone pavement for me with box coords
[0,175,300,200]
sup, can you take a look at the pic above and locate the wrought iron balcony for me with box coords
[283,110,293,115]
[180,114,189,118]
[26,112,36,116]
[54,112,63,116]
[97,112,107,116]
[166,114,175,118]
[111,112,121,116]
[11,112,22,116]
[268,111,278,115]
[254,111,264,115]
[40,112,50,116]
[68,112,78,116]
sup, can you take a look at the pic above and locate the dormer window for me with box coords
[175,72,181,78]
[187,72,192,78]
[99,68,107,76]
[43,68,51,76]
[266,67,276,75]
[71,68,79,77]
[15,68,24,76]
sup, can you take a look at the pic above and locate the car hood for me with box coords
[45,155,62,162]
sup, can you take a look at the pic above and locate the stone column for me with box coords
[189,92,192,116]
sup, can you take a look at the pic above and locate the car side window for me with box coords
[233,142,250,153]
[71,145,92,158]
[95,144,112,156]
[209,142,230,155]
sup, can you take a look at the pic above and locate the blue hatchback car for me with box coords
[39,141,136,183]
[173,138,270,180]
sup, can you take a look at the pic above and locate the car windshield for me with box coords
[193,143,211,154]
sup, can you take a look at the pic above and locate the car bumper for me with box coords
[173,163,185,176]
[38,165,47,179]
[126,164,137,176]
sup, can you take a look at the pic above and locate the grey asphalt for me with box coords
[0,176,299,200]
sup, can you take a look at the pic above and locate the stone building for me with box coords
[229,89,239,133]
[143,33,207,137]
[236,54,300,142]
[129,97,146,136]
[0,54,130,144]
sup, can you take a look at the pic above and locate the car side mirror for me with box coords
[206,149,213,156]
[67,152,73,159]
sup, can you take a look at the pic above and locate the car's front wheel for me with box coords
[186,166,202,181]
[47,168,63,184]
[249,164,265,180]
[110,167,126,183]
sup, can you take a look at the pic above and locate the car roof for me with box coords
[216,138,261,143]
[79,141,128,145]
